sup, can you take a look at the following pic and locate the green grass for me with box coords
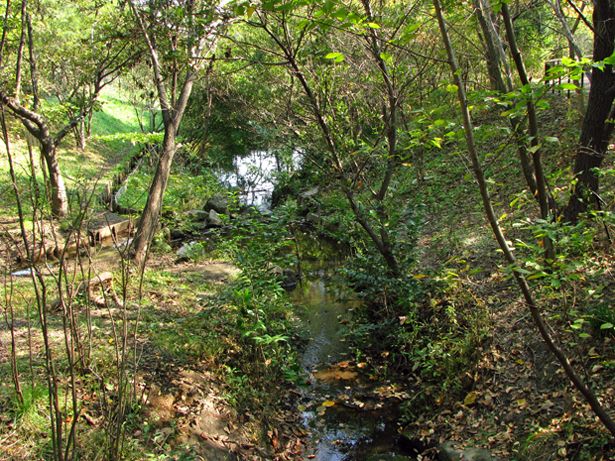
[0,84,151,220]
[91,87,148,137]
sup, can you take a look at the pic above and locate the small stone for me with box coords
[438,442,499,461]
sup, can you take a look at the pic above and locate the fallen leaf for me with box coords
[588,347,599,357]
[516,398,526,406]
[322,400,336,407]
[464,391,477,406]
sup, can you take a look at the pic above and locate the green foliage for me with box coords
[513,217,597,292]
[327,200,422,316]
[118,163,222,212]
[223,205,299,351]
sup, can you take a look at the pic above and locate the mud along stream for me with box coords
[290,241,417,461]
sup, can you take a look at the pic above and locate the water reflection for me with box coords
[292,259,412,461]
[216,150,302,210]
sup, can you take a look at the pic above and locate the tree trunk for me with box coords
[41,143,68,218]
[475,0,540,200]
[564,0,615,222]
[131,128,177,264]
[474,0,506,92]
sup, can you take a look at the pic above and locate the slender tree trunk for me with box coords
[501,3,555,261]
[474,0,506,92]
[41,143,68,218]
[14,0,27,102]
[501,4,551,218]
[564,0,615,222]
[474,0,539,198]
[25,11,39,110]
[131,129,177,264]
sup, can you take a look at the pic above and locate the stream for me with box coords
[221,151,417,460]
[291,241,415,461]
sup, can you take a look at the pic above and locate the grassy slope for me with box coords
[0,84,144,219]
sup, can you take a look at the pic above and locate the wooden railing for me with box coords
[544,57,591,97]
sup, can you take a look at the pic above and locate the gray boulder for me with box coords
[191,221,210,232]
[306,213,324,226]
[205,194,229,215]
[438,442,499,461]
[170,228,186,240]
[189,210,209,222]
[206,209,224,227]
[270,265,300,290]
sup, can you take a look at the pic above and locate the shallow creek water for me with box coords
[290,259,415,461]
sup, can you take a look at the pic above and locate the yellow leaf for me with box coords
[247,6,256,18]
[517,398,526,406]
[464,391,477,406]
[413,274,427,279]
[297,404,306,411]
[322,401,336,407]
[516,359,524,365]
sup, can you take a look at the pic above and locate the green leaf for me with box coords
[446,84,458,93]
[545,136,559,143]
[464,173,472,180]
[325,52,345,63]
[367,22,380,28]
[555,82,578,90]
[380,52,393,63]
[334,8,348,20]
[605,54,615,66]
[578,333,591,338]
[600,323,614,330]
[528,144,542,154]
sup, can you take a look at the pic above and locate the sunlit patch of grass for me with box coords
[118,166,223,213]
